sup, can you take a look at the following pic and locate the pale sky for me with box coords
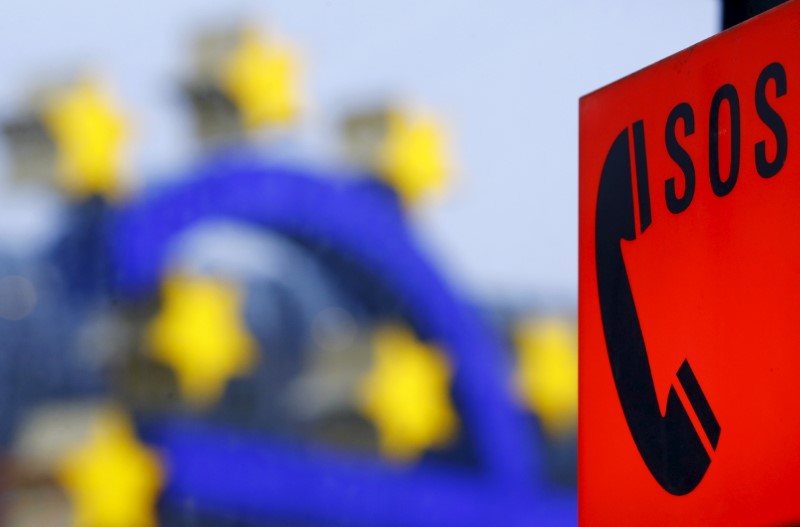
[0,1,720,305]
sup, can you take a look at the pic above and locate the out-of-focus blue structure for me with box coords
[0,21,577,526]
[111,150,575,526]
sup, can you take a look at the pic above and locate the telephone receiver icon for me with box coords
[595,124,721,495]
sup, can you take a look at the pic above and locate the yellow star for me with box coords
[147,274,258,408]
[44,78,129,199]
[376,110,452,205]
[220,28,301,129]
[515,318,578,436]
[56,408,162,527]
[358,324,457,461]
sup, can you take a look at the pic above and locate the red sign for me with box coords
[580,2,800,525]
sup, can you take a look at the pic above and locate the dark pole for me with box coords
[722,0,789,29]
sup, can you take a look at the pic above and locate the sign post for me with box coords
[580,1,800,524]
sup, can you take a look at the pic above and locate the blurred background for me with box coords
[0,1,769,525]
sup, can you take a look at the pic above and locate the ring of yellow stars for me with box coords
[44,77,129,200]
[358,324,457,461]
[515,318,578,436]
[376,110,451,205]
[221,27,301,130]
[56,408,162,527]
[147,273,258,408]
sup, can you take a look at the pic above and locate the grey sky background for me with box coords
[0,1,719,305]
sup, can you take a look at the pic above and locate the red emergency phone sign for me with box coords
[579,1,800,524]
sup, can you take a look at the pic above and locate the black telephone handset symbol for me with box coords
[595,125,721,495]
